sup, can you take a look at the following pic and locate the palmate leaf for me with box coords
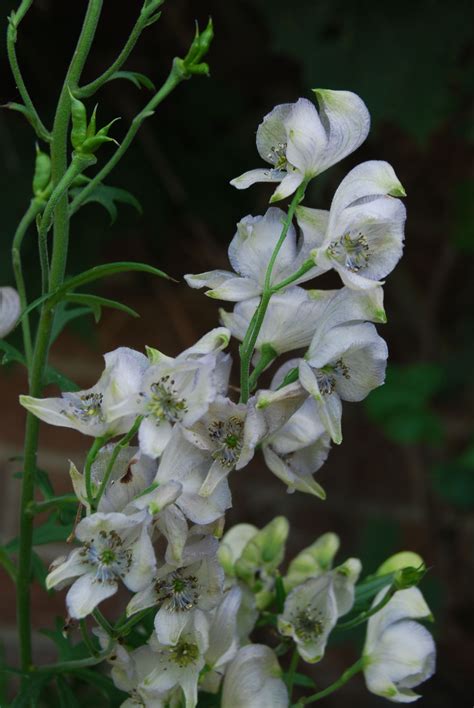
[50,302,94,344]
[70,183,142,223]
[105,70,156,92]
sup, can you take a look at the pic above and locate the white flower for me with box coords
[110,643,182,707]
[230,89,370,203]
[20,347,148,437]
[311,161,406,289]
[221,645,288,708]
[262,397,331,498]
[185,207,323,302]
[218,523,259,578]
[220,284,385,360]
[127,535,224,646]
[0,286,20,338]
[154,427,232,525]
[363,587,436,703]
[182,396,266,496]
[300,321,388,443]
[143,611,209,708]
[46,512,155,619]
[278,561,360,663]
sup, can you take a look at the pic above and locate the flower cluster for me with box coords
[19,89,435,706]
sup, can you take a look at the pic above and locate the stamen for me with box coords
[267,142,288,170]
[66,392,105,424]
[155,570,199,612]
[293,608,325,642]
[146,375,188,424]
[208,416,244,467]
[327,232,370,272]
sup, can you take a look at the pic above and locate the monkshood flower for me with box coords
[220,285,385,362]
[142,610,209,707]
[262,397,331,498]
[46,511,155,618]
[69,445,158,513]
[278,558,361,662]
[109,643,182,707]
[20,347,148,437]
[221,645,288,708]
[182,395,266,496]
[0,286,20,338]
[185,207,323,301]
[153,426,232,525]
[299,320,388,443]
[204,586,242,679]
[310,161,406,289]
[363,587,435,703]
[230,89,370,203]
[108,329,231,459]
[127,534,224,646]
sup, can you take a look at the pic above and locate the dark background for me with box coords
[1,0,473,705]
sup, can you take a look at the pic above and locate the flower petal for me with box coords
[66,573,117,619]
[0,286,20,338]
[230,168,285,190]
[285,98,327,176]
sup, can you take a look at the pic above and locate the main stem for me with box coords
[16,0,103,674]
[294,657,367,705]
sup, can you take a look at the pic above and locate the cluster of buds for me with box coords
[19,88,435,706]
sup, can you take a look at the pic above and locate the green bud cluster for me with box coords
[69,90,119,155]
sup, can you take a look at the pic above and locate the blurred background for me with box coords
[0,0,473,705]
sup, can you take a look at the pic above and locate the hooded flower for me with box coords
[0,286,20,338]
[46,511,155,619]
[262,397,331,498]
[127,534,224,646]
[363,587,436,703]
[154,427,232,526]
[230,89,370,203]
[310,161,406,289]
[299,320,388,443]
[182,396,266,496]
[142,611,209,708]
[220,285,385,363]
[278,559,360,663]
[185,207,323,302]
[20,347,148,437]
[221,645,288,708]
[107,329,231,459]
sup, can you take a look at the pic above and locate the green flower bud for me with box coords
[285,532,340,591]
[376,551,425,576]
[69,90,88,150]
[393,565,427,591]
[235,516,289,585]
[32,144,51,196]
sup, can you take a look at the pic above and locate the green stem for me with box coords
[93,416,142,510]
[25,495,78,517]
[77,0,164,98]
[294,657,367,705]
[336,585,396,631]
[6,0,51,142]
[0,547,17,583]
[113,607,154,638]
[37,154,96,293]
[84,436,109,507]
[11,199,44,368]
[239,181,308,404]
[35,643,114,673]
[69,58,189,216]
[247,344,277,392]
[92,609,114,636]
[79,620,99,657]
[286,648,299,700]
[271,258,315,292]
[16,0,103,675]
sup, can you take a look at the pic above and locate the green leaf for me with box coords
[56,676,81,708]
[50,302,94,344]
[31,550,49,591]
[274,574,286,613]
[0,340,25,366]
[64,293,140,323]
[70,184,142,224]
[10,674,51,707]
[353,573,395,611]
[35,467,55,499]
[41,618,90,663]
[44,365,80,392]
[6,516,73,553]
[292,673,316,689]
[106,70,156,91]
